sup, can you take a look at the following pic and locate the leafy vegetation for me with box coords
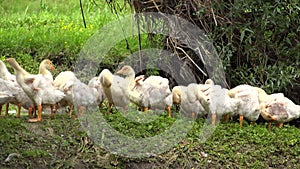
[207,0,300,101]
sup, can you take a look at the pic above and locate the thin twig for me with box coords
[135,14,143,71]
[150,0,161,12]
[176,46,207,76]
[80,0,87,28]
[211,7,218,26]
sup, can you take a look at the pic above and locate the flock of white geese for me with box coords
[0,58,299,131]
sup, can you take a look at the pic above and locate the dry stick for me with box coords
[211,7,218,26]
[176,46,207,76]
[79,0,87,28]
[135,13,143,70]
[150,0,161,11]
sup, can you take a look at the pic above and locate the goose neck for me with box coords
[6,59,27,75]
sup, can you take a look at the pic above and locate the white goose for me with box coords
[186,83,210,114]
[258,90,300,131]
[53,71,77,117]
[261,97,300,131]
[0,90,14,116]
[228,84,261,128]
[65,77,101,118]
[133,75,172,117]
[39,59,55,82]
[0,60,16,116]
[171,79,217,119]
[37,59,59,114]
[88,76,105,108]
[99,66,134,114]
[0,91,14,106]
[207,86,240,125]
[6,58,65,122]
[172,85,206,119]
[201,79,240,125]
[0,78,35,117]
[0,60,16,81]
[0,60,34,117]
[54,71,103,118]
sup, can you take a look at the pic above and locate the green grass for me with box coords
[0,110,299,168]
[0,1,167,85]
[0,0,134,74]
[0,0,163,76]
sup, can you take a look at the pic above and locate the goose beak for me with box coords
[116,69,123,75]
[269,115,277,121]
[135,75,145,83]
[271,117,277,121]
[50,65,55,71]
